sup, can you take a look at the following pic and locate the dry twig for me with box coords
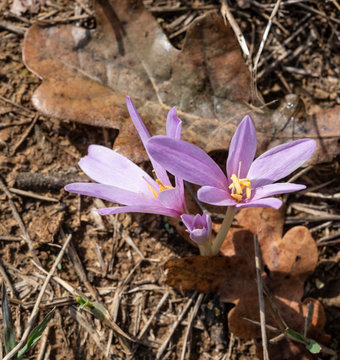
[156,292,197,359]
[254,234,269,360]
[2,234,72,360]
[0,177,41,266]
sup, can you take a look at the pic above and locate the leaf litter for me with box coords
[166,207,327,358]
[23,0,340,164]
[0,0,340,359]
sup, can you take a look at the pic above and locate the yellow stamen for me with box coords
[147,184,158,198]
[148,179,174,198]
[229,165,252,202]
[231,193,243,201]
[229,174,242,194]
[246,186,251,199]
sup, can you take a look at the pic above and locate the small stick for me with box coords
[302,192,340,202]
[74,0,93,15]
[9,188,59,203]
[0,177,41,266]
[68,306,108,356]
[2,234,72,360]
[36,323,51,360]
[287,165,313,183]
[111,260,142,322]
[94,199,145,258]
[0,236,22,242]
[303,301,314,338]
[11,114,39,155]
[42,345,51,360]
[13,172,88,191]
[63,229,100,300]
[254,234,269,360]
[0,259,16,296]
[331,0,340,11]
[252,0,282,101]
[138,292,170,340]
[223,332,235,360]
[220,1,251,66]
[180,292,204,360]
[148,5,217,14]
[36,14,93,24]
[296,2,340,25]
[0,21,26,35]
[310,221,332,234]
[257,15,312,69]
[317,231,340,244]
[286,215,340,224]
[0,95,34,113]
[156,292,197,359]
[0,120,32,129]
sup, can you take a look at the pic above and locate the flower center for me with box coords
[228,162,251,202]
[148,179,173,198]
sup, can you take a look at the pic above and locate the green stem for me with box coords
[198,241,213,256]
[211,207,237,255]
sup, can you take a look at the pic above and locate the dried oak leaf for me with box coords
[166,208,325,341]
[23,0,340,163]
[11,0,45,15]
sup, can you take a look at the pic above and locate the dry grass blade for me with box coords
[0,177,42,267]
[254,234,269,360]
[3,234,72,360]
[180,292,204,360]
[156,292,197,360]
[11,114,39,155]
[137,291,170,340]
[0,259,16,296]
[220,0,250,63]
[68,306,108,357]
[9,188,59,203]
[252,0,282,100]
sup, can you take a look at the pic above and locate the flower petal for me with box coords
[79,145,154,193]
[126,96,150,144]
[96,205,180,218]
[236,197,282,209]
[166,108,182,139]
[226,115,257,180]
[126,97,170,185]
[158,187,186,214]
[175,177,186,213]
[198,186,236,206]
[247,139,316,187]
[147,136,228,189]
[181,213,212,245]
[65,182,158,206]
[251,183,305,200]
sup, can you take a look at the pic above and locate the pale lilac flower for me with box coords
[65,97,187,218]
[181,213,212,245]
[147,115,316,210]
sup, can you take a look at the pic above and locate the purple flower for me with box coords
[181,213,212,245]
[65,97,187,218]
[147,115,316,210]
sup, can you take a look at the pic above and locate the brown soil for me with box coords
[0,1,339,359]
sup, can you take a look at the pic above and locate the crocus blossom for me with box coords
[181,213,212,245]
[146,115,316,210]
[65,97,187,218]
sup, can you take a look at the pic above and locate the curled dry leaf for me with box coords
[166,207,325,344]
[23,0,340,163]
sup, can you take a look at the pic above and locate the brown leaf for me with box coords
[166,208,325,340]
[23,0,340,163]
[11,0,45,15]
[257,338,316,360]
